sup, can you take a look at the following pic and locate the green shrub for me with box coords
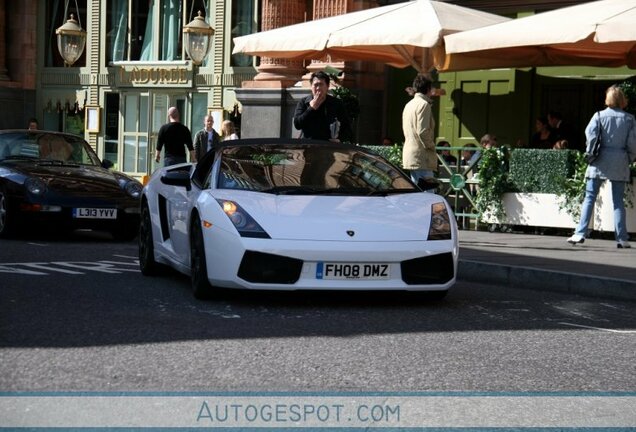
[475,146,512,220]
[363,144,403,168]
[556,151,587,221]
[331,86,360,120]
[618,80,636,116]
[508,149,578,194]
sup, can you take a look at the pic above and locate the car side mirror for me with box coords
[101,159,114,169]
[161,171,191,191]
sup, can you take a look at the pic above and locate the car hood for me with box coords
[212,191,443,241]
[7,161,131,196]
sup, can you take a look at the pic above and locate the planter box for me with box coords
[481,193,577,228]
[481,180,636,233]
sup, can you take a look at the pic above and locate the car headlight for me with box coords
[124,181,143,199]
[216,199,270,238]
[428,202,452,240]
[24,177,47,195]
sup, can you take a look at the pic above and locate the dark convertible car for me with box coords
[0,130,142,240]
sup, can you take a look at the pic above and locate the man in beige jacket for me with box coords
[402,74,436,187]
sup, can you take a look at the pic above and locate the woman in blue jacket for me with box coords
[568,85,636,248]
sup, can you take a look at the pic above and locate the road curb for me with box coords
[458,259,636,302]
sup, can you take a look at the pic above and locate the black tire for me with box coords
[138,202,161,275]
[190,214,213,299]
[0,187,17,238]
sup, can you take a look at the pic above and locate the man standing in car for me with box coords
[293,71,352,143]
[155,107,195,166]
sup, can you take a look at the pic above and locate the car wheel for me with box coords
[0,187,17,238]
[138,203,161,276]
[190,214,213,299]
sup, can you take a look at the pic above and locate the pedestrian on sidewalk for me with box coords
[193,114,221,162]
[221,120,239,141]
[567,85,636,248]
[155,107,195,167]
[402,73,437,188]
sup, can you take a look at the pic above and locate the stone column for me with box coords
[303,0,352,83]
[237,0,307,139]
[249,0,306,88]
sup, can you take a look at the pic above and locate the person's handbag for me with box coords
[585,111,602,164]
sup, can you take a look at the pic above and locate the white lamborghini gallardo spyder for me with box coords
[139,139,458,299]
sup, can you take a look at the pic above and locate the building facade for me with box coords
[1,0,633,179]
[1,0,386,179]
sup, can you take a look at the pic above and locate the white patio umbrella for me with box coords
[232,0,510,72]
[439,0,636,71]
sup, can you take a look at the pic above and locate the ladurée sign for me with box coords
[115,62,193,88]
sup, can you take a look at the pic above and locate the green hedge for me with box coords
[508,149,578,194]
[363,145,580,196]
[362,145,403,168]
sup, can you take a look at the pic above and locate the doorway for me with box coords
[117,91,190,177]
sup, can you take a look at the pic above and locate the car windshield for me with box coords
[0,131,101,166]
[216,143,416,195]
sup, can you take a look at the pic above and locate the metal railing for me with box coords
[362,144,482,228]
[435,146,481,229]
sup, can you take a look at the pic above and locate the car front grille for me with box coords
[47,177,119,198]
[237,251,303,284]
[401,252,455,285]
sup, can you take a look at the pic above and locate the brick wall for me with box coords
[0,1,37,128]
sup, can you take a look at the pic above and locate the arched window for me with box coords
[106,0,212,63]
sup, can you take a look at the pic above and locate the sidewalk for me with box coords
[457,230,636,302]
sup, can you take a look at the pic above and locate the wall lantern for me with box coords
[56,0,86,66]
[183,11,215,65]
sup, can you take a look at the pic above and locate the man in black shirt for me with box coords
[155,107,195,166]
[293,71,352,143]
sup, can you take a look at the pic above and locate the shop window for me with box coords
[231,0,257,67]
[123,94,149,173]
[45,0,87,67]
[107,0,212,63]
[104,93,120,167]
[191,93,208,134]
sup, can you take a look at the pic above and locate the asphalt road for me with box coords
[1,230,635,393]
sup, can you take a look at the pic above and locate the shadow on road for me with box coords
[2,268,635,349]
